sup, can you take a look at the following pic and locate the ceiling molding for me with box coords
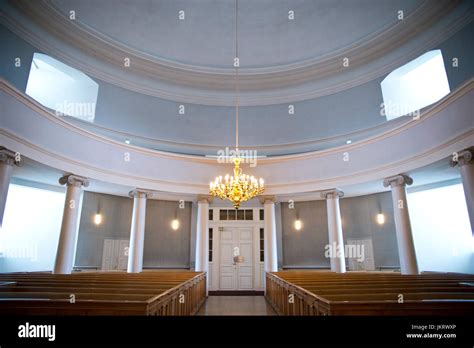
[63,114,408,155]
[1,0,472,105]
[1,79,472,196]
[1,77,473,164]
[2,125,471,196]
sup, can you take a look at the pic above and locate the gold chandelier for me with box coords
[209,0,265,209]
[210,157,264,209]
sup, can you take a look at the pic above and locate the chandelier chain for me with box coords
[209,0,265,209]
[235,0,239,150]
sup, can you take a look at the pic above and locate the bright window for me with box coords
[25,53,99,122]
[408,183,473,274]
[0,184,65,272]
[381,50,450,120]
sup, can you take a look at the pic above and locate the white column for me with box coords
[195,196,210,296]
[54,174,89,274]
[383,174,419,275]
[127,189,149,273]
[450,150,474,234]
[0,147,21,226]
[262,197,278,272]
[195,197,210,273]
[321,189,346,273]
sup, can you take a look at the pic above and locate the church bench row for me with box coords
[265,272,474,316]
[0,271,206,316]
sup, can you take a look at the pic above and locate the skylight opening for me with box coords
[25,53,99,122]
[381,50,450,120]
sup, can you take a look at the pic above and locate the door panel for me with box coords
[117,240,129,270]
[219,229,236,289]
[238,227,254,290]
[102,239,129,271]
[218,226,254,290]
[101,239,114,271]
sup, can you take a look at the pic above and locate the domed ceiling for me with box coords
[1,0,472,156]
[50,0,423,69]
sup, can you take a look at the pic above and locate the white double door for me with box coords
[219,226,254,290]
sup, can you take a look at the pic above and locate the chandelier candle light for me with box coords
[209,0,265,209]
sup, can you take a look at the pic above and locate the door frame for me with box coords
[208,207,265,292]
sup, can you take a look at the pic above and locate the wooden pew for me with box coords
[265,271,474,316]
[0,271,207,316]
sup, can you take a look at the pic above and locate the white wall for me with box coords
[0,184,64,272]
[408,183,474,274]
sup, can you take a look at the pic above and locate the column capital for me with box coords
[197,195,213,204]
[320,189,344,199]
[59,174,89,188]
[259,195,276,204]
[0,147,22,167]
[383,174,413,188]
[450,149,473,167]
[129,189,153,199]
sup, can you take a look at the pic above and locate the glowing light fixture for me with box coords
[93,213,102,225]
[294,219,303,231]
[171,219,180,231]
[376,213,385,225]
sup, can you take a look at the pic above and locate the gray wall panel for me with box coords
[75,192,191,268]
[143,199,191,268]
[340,192,400,268]
[281,200,330,267]
[76,192,132,267]
[281,192,400,269]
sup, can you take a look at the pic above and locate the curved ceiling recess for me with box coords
[1,0,472,105]
[1,78,473,196]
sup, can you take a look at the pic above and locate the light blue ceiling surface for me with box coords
[51,0,424,69]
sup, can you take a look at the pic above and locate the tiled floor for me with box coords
[197,296,276,316]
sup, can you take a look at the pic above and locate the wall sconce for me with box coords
[93,213,102,225]
[376,213,385,225]
[171,219,180,231]
[294,219,303,231]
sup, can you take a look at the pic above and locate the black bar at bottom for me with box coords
[0,316,473,346]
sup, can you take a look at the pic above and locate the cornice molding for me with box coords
[1,78,473,164]
[64,114,407,156]
[3,127,471,195]
[1,0,471,106]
